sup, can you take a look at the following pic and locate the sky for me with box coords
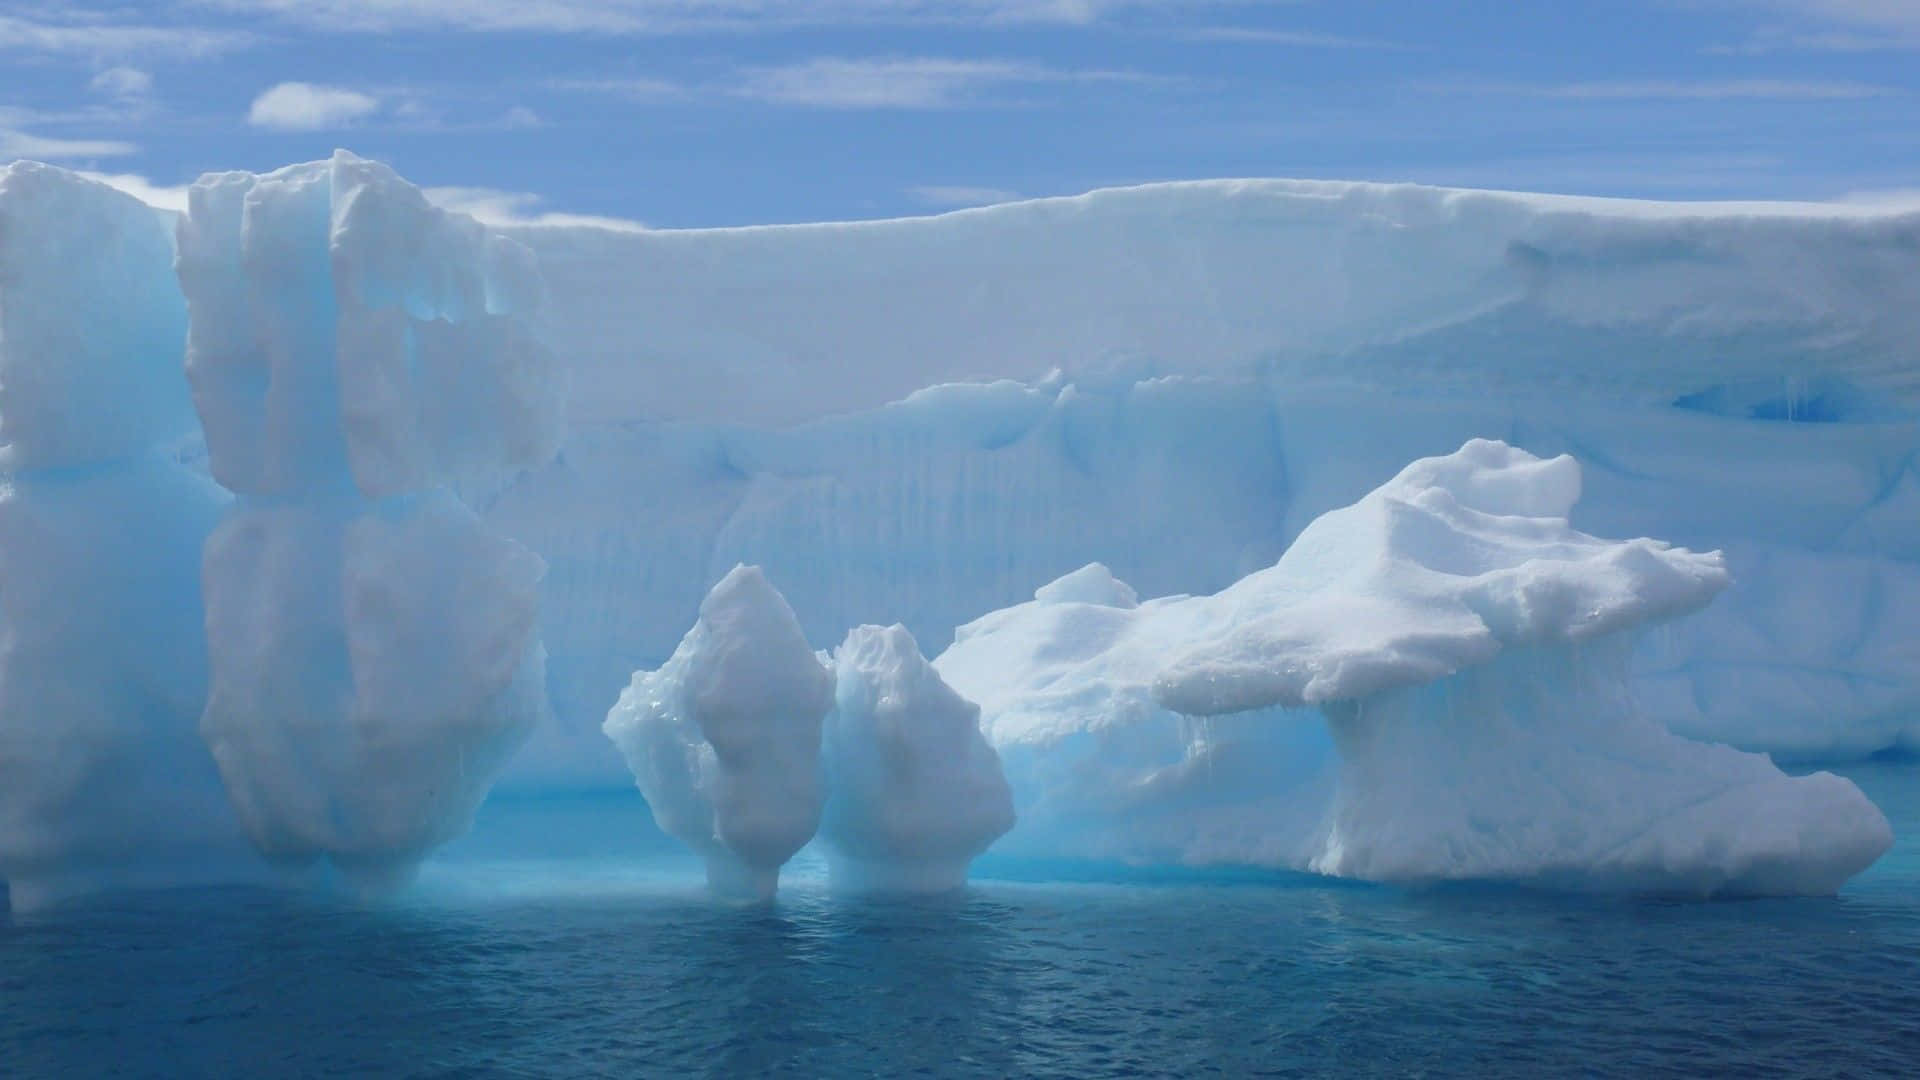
[2,1,1918,228]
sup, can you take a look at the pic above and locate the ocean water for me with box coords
[6,762,1920,1079]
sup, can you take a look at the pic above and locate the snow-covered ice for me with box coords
[821,624,1013,893]
[603,566,833,900]
[939,441,1891,896]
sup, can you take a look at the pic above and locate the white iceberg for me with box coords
[603,565,833,900]
[821,624,1014,893]
[938,440,1892,896]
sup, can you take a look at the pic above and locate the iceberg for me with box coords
[0,152,1911,906]
[0,164,254,910]
[821,624,1013,893]
[602,566,833,900]
[176,153,562,895]
[938,441,1892,896]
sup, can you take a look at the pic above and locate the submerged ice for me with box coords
[0,151,1910,907]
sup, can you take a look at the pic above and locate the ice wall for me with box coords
[480,184,1920,781]
[0,164,254,910]
[177,153,561,893]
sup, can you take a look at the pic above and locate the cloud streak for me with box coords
[0,12,250,57]
[189,0,1201,35]
[0,129,138,160]
[734,56,1158,108]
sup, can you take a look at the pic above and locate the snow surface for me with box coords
[937,441,1891,896]
[602,565,833,900]
[821,624,1013,893]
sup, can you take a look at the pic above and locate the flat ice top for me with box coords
[498,176,1920,430]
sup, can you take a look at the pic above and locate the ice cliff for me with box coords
[485,182,1920,784]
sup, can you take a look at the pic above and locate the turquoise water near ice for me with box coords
[6,761,1919,1078]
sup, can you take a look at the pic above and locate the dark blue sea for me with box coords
[6,761,1919,1079]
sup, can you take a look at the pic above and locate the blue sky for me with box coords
[3,1,1918,227]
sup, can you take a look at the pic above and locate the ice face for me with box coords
[198,493,549,894]
[170,153,563,898]
[0,163,258,910]
[602,565,833,900]
[820,624,1013,893]
[175,150,563,500]
[0,162,195,468]
[937,441,1891,896]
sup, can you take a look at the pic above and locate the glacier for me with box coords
[0,151,1915,907]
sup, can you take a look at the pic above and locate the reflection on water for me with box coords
[4,763,1919,1078]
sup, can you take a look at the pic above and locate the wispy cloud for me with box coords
[0,12,250,58]
[0,129,138,160]
[425,185,650,230]
[1542,78,1897,101]
[1710,1,1920,52]
[191,0,1199,35]
[734,56,1156,108]
[89,66,155,102]
[247,82,382,130]
[1181,26,1408,49]
[908,184,1023,207]
[1429,77,1900,101]
[546,76,688,101]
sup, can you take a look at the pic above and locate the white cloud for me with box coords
[424,185,649,231]
[497,105,545,128]
[78,170,193,212]
[735,56,1152,108]
[89,66,155,101]
[909,184,1023,207]
[1542,79,1896,101]
[247,82,382,130]
[0,12,249,57]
